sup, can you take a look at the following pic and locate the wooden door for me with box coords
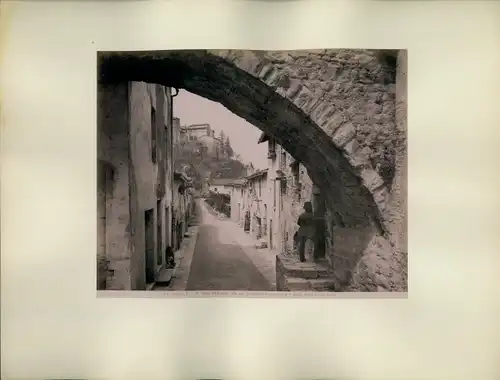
[144,209,155,284]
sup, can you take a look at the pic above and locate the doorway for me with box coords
[165,206,170,248]
[269,219,273,250]
[263,205,268,237]
[144,208,155,284]
[97,160,113,290]
[156,200,163,268]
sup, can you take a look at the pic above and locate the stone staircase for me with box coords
[276,254,337,292]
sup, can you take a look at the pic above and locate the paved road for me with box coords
[186,206,272,291]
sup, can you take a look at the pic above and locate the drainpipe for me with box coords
[169,88,180,248]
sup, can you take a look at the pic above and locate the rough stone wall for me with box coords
[325,51,407,292]
[347,50,407,292]
[97,83,132,290]
[211,49,397,227]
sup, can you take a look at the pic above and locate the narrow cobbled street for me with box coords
[162,199,276,292]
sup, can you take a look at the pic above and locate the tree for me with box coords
[218,130,226,145]
[218,130,226,157]
[225,137,234,158]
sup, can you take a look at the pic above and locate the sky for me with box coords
[173,90,268,169]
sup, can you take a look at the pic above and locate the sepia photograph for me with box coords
[97,49,407,294]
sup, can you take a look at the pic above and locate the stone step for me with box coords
[276,254,332,279]
[282,274,337,292]
[155,268,175,286]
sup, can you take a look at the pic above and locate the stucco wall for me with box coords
[97,81,175,290]
[128,82,174,290]
[97,82,132,290]
[229,186,242,222]
[209,184,231,196]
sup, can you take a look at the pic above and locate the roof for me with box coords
[183,123,210,130]
[245,169,268,180]
[257,132,270,144]
[209,178,238,186]
[209,178,246,187]
[228,179,246,187]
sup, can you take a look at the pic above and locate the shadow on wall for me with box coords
[325,220,405,292]
[326,226,374,291]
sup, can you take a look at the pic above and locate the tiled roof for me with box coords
[210,178,243,186]
[245,169,268,180]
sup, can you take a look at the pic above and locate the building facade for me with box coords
[226,179,245,222]
[208,178,235,196]
[257,132,314,255]
[172,171,195,251]
[181,123,212,141]
[97,81,190,291]
[239,169,269,241]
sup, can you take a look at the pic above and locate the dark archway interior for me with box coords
[98,50,382,231]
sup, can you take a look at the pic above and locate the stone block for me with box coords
[361,168,385,192]
[323,111,346,136]
[283,276,311,291]
[260,66,284,88]
[346,146,372,170]
[372,186,389,214]
[290,82,313,108]
[332,122,356,148]
[276,254,332,279]
[342,138,361,159]
[283,79,302,100]
[309,279,337,291]
[310,100,337,128]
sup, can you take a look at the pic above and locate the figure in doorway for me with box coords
[165,246,175,269]
[296,201,315,262]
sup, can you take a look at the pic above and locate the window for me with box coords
[292,161,301,201]
[263,205,268,236]
[268,138,276,158]
[273,180,276,208]
[151,106,157,163]
[280,150,287,171]
[165,124,170,164]
[144,208,155,284]
[156,200,162,266]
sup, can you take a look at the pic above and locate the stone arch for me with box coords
[98,49,405,291]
